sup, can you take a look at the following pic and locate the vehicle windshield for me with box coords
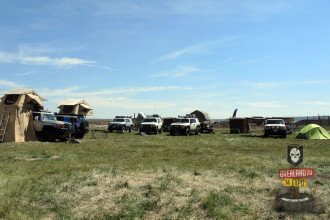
[266,120,284,124]
[174,118,189,123]
[113,119,125,122]
[42,114,56,121]
[143,118,157,122]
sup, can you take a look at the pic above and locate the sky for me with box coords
[0,0,329,119]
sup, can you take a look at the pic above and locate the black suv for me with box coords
[55,114,89,138]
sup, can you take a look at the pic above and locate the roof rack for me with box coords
[115,116,132,118]
[146,114,161,118]
[178,114,196,118]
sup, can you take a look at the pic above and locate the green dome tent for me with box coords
[296,124,330,140]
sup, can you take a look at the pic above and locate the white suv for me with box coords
[108,116,134,132]
[139,116,163,134]
[264,119,287,138]
[170,116,201,136]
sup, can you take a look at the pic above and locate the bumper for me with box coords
[140,126,157,133]
[170,126,187,134]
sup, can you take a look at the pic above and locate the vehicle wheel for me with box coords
[160,128,163,134]
[195,127,201,135]
[264,132,269,137]
[121,126,126,132]
[155,128,159,134]
[170,130,175,136]
[109,128,113,133]
[129,126,132,132]
[43,128,56,142]
[185,128,190,136]
[282,133,287,138]
[80,121,89,133]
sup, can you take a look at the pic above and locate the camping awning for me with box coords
[0,88,47,101]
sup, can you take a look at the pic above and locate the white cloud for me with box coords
[0,50,96,68]
[0,80,24,88]
[151,66,198,78]
[16,71,33,76]
[301,101,330,106]
[39,85,191,98]
[242,80,330,89]
[154,44,203,62]
[245,102,283,108]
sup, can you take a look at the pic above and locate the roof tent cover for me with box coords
[0,88,45,142]
[296,124,330,140]
[58,99,93,116]
[190,110,211,122]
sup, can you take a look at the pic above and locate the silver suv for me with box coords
[139,115,163,134]
[170,115,201,136]
[108,116,134,132]
[264,118,287,138]
[33,111,75,142]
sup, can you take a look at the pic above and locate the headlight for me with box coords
[56,124,63,127]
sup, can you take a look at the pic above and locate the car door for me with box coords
[33,113,43,131]
[190,119,197,130]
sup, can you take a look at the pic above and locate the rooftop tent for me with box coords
[0,88,46,142]
[190,110,211,122]
[296,124,330,140]
[58,99,93,116]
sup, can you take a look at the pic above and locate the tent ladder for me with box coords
[0,108,11,143]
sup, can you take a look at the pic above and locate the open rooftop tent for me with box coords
[190,110,211,122]
[0,88,46,142]
[296,124,330,140]
[58,99,93,116]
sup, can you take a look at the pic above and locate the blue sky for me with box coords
[0,0,329,119]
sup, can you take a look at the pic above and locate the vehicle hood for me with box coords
[171,122,189,126]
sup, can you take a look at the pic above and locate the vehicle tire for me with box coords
[155,128,159,135]
[42,128,56,142]
[195,127,201,135]
[129,126,132,132]
[121,126,126,133]
[109,128,113,133]
[264,132,269,137]
[170,130,175,136]
[80,121,89,133]
[185,128,190,136]
[160,128,163,134]
[282,133,287,138]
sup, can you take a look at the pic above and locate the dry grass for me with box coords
[0,129,329,219]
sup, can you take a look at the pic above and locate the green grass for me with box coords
[0,129,329,219]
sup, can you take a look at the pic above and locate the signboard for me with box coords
[279,168,315,179]
[287,145,303,167]
[282,178,307,187]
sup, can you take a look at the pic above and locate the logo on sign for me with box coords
[287,145,303,167]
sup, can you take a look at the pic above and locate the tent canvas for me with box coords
[58,99,93,116]
[190,110,211,122]
[296,124,330,140]
[0,88,45,142]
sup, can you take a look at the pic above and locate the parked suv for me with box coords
[264,118,287,138]
[33,111,75,142]
[139,115,163,134]
[170,115,201,136]
[108,116,134,132]
[55,114,89,138]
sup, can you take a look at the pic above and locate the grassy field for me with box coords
[0,128,329,219]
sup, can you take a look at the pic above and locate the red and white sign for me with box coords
[279,168,315,179]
